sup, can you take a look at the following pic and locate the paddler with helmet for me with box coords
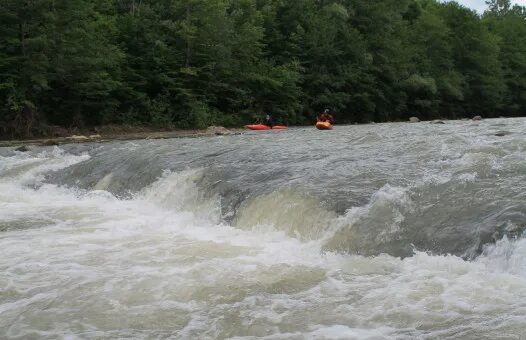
[317,109,335,124]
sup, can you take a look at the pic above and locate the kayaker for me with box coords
[317,110,327,122]
[265,113,274,127]
[318,109,335,124]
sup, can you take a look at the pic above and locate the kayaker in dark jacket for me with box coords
[318,109,334,124]
[265,113,274,127]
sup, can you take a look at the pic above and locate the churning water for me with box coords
[1,119,525,339]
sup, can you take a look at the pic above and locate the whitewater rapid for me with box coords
[1,119,525,339]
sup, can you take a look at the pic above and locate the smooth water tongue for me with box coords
[1,119,526,338]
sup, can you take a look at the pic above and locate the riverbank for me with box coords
[0,125,246,148]
[0,116,497,148]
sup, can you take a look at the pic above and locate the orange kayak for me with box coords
[316,121,333,130]
[245,124,288,130]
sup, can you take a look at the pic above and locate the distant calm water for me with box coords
[1,118,525,339]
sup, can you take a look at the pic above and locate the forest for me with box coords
[1,0,525,138]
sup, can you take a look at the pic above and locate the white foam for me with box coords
[0,146,90,186]
[1,141,526,338]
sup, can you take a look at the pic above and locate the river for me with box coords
[1,119,525,339]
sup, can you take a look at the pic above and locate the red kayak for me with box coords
[245,124,288,130]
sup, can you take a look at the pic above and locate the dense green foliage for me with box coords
[1,0,526,138]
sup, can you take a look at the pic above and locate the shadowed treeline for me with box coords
[1,0,525,138]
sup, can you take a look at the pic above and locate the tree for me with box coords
[484,0,526,116]
[1,0,525,139]
[485,0,512,15]
[0,0,51,137]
